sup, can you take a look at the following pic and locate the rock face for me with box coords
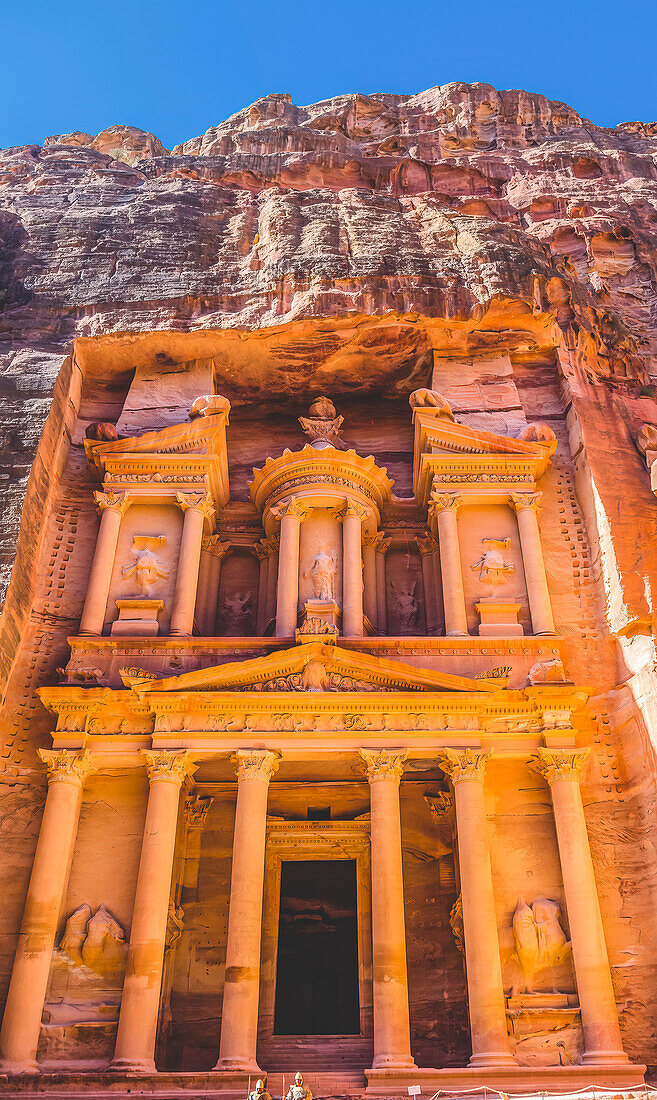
[2,81,657,1079]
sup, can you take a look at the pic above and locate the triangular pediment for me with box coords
[84,411,230,470]
[127,641,498,695]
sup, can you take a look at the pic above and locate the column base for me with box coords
[109,1057,157,1073]
[213,1059,262,1073]
[446,630,468,637]
[371,1056,416,1070]
[0,1059,39,1075]
[468,1051,519,1068]
[581,1049,630,1065]
[168,630,191,638]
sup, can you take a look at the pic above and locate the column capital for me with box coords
[93,490,130,516]
[202,535,231,559]
[38,749,97,787]
[253,538,270,561]
[231,749,280,783]
[529,747,589,785]
[360,748,407,784]
[184,794,214,828]
[429,491,463,515]
[362,531,380,548]
[416,534,439,556]
[142,749,198,786]
[425,791,454,819]
[437,748,490,784]
[175,491,215,523]
[509,491,543,514]
[374,533,391,554]
[271,496,310,523]
[344,498,368,522]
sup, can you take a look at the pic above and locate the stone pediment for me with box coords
[413,411,556,505]
[129,641,497,695]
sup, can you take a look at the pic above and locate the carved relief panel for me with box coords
[298,507,343,611]
[458,502,530,635]
[216,549,258,636]
[385,545,426,635]
[103,502,183,635]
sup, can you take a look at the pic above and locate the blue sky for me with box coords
[1,0,656,150]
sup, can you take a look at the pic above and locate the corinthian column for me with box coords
[429,493,468,637]
[274,499,308,638]
[416,535,438,634]
[436,749,516,1067]
[111,751,197,1072]
[530,748,628,1064]
[509,493,555,635]
[79,491,130,636]
[360,750,415,1070]
[216,750,280,1072]
[342,501,366,637]
[170,493,215,636]
[362,533,378,630]
[0,751,96,1073]
[374,534,390,634]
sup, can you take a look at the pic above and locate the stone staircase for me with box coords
[256,1036,371,1095]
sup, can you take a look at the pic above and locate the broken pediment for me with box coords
[128,641,498,695]
[412,410,556,505]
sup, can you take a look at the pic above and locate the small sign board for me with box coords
[408,1087,421,1096]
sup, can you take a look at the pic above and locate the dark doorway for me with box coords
[274,859,360,1035]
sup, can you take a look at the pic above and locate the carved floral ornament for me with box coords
[359,748,408,784]
[231,749,280,782]
[142,749,198,785]
[38,748,97,785]
[175,491,215,522]
[509,491,543,515]
[529,747,589,784]
[436,747,490,784]
[93,489,131,515]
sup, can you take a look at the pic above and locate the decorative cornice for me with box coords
[529,747,589,785]
[232,749,280,783]
[93,490,130,516]
[509,491,543,515]
[436,747,490,784]
[38,749,97,786]
[359,748,407,784]
[142,749,198,786]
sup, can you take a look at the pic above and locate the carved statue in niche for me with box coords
[121,535,168,594]
[389,579,418,632]
[303,551,337,601]
[470,538,515,589]
[299,396,347,449]
[59,904,127,974]
[505,897,572,995]
[222,591,252,631]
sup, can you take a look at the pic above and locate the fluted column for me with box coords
[360,750,415,1070]
[416,535,438,634]
[530,748,628,1064]
[216,750,280,1072]
[362,533,378,630]
[430,493,468,636]
[375,534,390,634]
[436,749,516,1067]
[343,501,365,637]
[274,499,308,638]
[111,751,197,1072]
[170,493,215,637]
[0,751,96,1073]
[510,493,555,635]
[79,491,130,636]
[198,537,230,637]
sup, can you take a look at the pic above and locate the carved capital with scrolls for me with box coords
[176,492,215,523]
[202,535,231,559]
[271,497,311,524]
[184,794,214,828]
[509,491,543,515]
[142,749,198,786]
[437,748,490,784]
[38,749,97,787]
[529,747,589,785]
[416,535,439,556]
[343,499,368,522]
[425,792,454,820]
[374,533,391,554]
[94,490,130,516]
[429,491,463,516]
[232,749,280,783]
[359,748,407,784]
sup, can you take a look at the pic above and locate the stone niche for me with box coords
[458,502,530,636]
[298,507,343,610]
[216,549,258,636]
[385,545,426,636]
[103,502,182,636]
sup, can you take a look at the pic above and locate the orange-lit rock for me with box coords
[1,82,657,1097]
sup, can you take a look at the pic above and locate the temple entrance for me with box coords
[274,859,360,1035]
